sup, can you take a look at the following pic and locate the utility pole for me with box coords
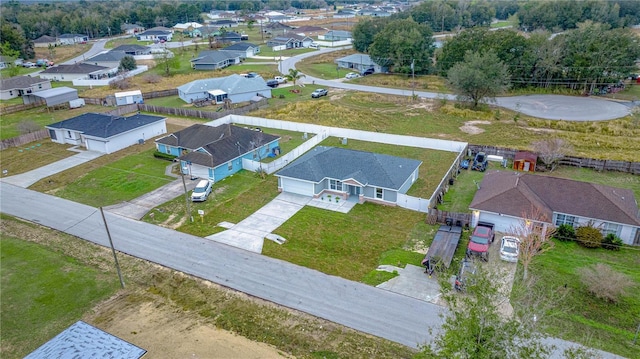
[181,167,193,222]
[411,59,415,99]
[99,207,125,289]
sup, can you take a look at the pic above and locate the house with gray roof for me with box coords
[221,42,261,58]
[136,27,173,42]
[267,34,313,50]
[276,146,422,205]
[39,63,115,81]
[0,75,52,101]
[33,35,61,48]
[111,44,152,56]
[208,19,239,28]
[469,170,640,245]
[59,33,88,45]
[190,51,240,70]
[46,112,167,154]
[335,53,388,74]
[177,74,271,104]
[121,23,145,35]
[84,51,129,69]
[155,123,280,182]
[320,30,352,41]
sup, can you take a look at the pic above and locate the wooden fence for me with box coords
[138,101,268,121]
[426,208,471,228]
[0,129,49,150]
[0,102,44,115]
[468,144,640,174]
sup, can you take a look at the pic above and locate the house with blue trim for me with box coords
[177,75,271,104]
[275,146,422,206]
[155,123,280,182]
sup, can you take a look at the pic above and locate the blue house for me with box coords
[155,124,280,182]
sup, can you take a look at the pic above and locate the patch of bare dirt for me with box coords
[328,88,348,101]
[408,99,436,112]
[459,120,492,135]
[524,127,558,133]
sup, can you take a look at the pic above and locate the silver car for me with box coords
[499,236,520,262]
[191,180,213,202]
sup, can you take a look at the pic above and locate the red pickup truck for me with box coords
[466,221,495,261]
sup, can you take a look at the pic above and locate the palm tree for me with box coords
[285,68,305,87]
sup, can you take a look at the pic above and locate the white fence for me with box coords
[206,115,468,213]
[72,65,148,87]
[315,39,352,47]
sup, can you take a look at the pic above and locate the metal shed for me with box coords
[29,86,78,107]
[115,90,143,106]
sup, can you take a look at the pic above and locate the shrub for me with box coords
[142,74,162,84]
[555,224,576,242]
[602,233,623,251]
[578,263,633,303]
[153,151,176,161]
[17,120,41,134]
[109,77,131,90]
[575,225,602,248]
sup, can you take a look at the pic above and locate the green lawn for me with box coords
[521,240,640,358]
[0,237,119,359]
[53,148,175,207]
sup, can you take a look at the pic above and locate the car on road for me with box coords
[266,79,279,88]
[499,236,520,262]
[22,61,37,68]
[466,221,495,261]
[361,68,375,76]
[311,89,328,98]
[471,151,488,171]
[191,180,213,202]
[345,72,360,79]
[455,259,477,291]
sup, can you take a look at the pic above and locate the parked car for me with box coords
[499,236,520,262]
[309,42,320,49]
[345,72,360,79]
[466,221,495,261]
[246,72,260,78]
[471,151,488,171]
[266,79,279,88]
[191,180,213,202]
[22,61,37,68]
[311,89,328,98]
[361,68,375,76]
[36,59,54,67]
[274,76,287,84]
[455,259,477,291]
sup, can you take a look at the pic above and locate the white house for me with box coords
[177,75,271,104]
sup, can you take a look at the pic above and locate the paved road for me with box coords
[63,39,110,65]
[280,48,631,121]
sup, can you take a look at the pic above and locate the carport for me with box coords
[26,86,78,107]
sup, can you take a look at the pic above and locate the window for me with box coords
[329,179,342,191]
[38,84,42,89]
[376,188,383,199]
[165,147,171,154]
[555,214,576,227]
[227,162,233,170]
[602,222,620,237]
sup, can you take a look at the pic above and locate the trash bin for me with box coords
[449,178,455,185]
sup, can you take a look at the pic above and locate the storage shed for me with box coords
[29,86,78,107]
[513,151,537,172]
[115,90,143,106]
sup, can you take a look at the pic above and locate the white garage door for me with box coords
[479,212,519,234]
[282,178,314,196]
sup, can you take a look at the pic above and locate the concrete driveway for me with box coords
[207,192,311,253]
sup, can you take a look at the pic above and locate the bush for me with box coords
[575,225,603,248]
[602,233,623,251]
[578,263,633,303]
[555,224,576,242]
[142,74,162,84]
[153,151,177,161]
[109,77,131,90]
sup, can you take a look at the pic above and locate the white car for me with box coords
[274,76,287,84]
[191,180,213,202]
[499,236,520,262]
[345,72,360,79]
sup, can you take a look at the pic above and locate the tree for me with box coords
[447,50,511,109]
[247,19,255,30]
[532,138,571,171]
[368,18,435,74]
[285,68,305,87]
[508,207,556,281]
[153,49,179,76]
[0,42,21,77]
[351,17,390,53]
[119,55,136,71]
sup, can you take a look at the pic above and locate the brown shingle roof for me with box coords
[470,170,640,226]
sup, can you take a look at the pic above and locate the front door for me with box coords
[348,185,360,196]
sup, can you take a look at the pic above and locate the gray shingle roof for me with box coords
[47,112,165,139]
[0,75,49,90]
[24,321,146,359]
[336,54,376,66]
[223,42,259,51]
[470,170,640,226]
[276,146,422,190]
[191,51,237,65]
[41,63,108,74]
[177,74,269,94]
[157,124,279,168]
[86,51,128,62]
[34,35,58,43]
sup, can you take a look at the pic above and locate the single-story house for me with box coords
[267,34,313,49]
[111,44,151,56]
[221,42,260,58]
[39,63,114,81]
[0,75,52,101]
[469,170,640,246]
[155,123,280,182]
[121,23,145,35]
[190,51,240,70]
[199,26,220,38]
[275,146,422,205]
[216,31,243,43]
[294,25,326,37]
[513,151,537,172]
[263,22,293,36]
[173,22,204,37]
[358,7,393,17]
[177,74,271,104]
[24,86,78,106]
[33,35,61,48]
[208,19,239,28]
[46,112,167,154]
[334,9,357,18]
[24,321,146,359]
[59,33,88,45]
[335,53,387,74]
[136,28,173,42]
[320,30,352,41]
[84,51,128,69]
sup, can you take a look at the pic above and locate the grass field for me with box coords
[0,236,119,358]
